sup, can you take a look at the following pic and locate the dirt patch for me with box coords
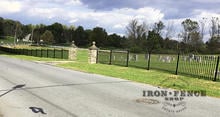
[136,98,160,104]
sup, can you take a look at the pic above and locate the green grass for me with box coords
[1,48,220,98]
[0,36,14,43]
[76,49,88,62]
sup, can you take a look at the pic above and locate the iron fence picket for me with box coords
[97,50,111,64]
[128,53,149,69]
[111,50,128,67]
[214,56,219,81]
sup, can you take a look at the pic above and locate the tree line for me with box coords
[0,17,220,54]
[0,17,126,48]
[126,18,220,54]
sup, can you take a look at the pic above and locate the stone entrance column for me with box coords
[69,41,77,60]
[88,41,98,64]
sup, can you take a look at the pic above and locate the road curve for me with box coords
[0,56,219,117]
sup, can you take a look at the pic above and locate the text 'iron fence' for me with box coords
[97,49,220,81]
[0,46,69,59]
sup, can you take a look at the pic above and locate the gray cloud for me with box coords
[1,0,219,39]
[80,0,220,19]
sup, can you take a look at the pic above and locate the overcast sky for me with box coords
[0,0,220,41]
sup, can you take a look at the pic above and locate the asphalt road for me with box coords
[0,56,220,117]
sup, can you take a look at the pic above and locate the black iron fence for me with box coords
[97,49,220,81]
[97,50,129,66]
[0,46,69,59]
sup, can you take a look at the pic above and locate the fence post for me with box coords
[47,49,49,58]
[126,50,129,67]
[36,49,37,56]
[53,48,55,58]
[14,49,18,54]
[109,50,112,65]
[22,48,24,55]
[61,48,63,59]
[147,53,151,70]
[96,50,99,63]
[214,56,220,81]
[175,53,180,75]
[41,48,43,57]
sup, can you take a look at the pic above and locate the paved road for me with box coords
[0,56,220,117]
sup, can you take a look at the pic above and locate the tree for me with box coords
[153,21,165,35]
[126,19,148,52]
[33,24,46,44]
[106,33,123,48]
[207,36,220,54]
[73,26,88,46]
[19,24,32,39]
[206,17,220,53]
[40,30,54,44]
[47,22,64,43]
[163,38,179,50]
[89,27,107,47]
[146,30,162,53]
[165,21,175,39]
[126,19,148,40]
[62,28,72,44]
[0,17,3,36]
[181,19,204,53]
[199,18,207,41]
[181,19,200,43]
[209,17,220,39]
[2,19,16,36]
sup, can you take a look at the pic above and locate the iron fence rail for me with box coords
[0,46,69,59]
[97,49,220,81]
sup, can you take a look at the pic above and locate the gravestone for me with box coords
[145,54,149,60]
[133,54,138,61]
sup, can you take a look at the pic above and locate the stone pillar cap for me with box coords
[71,41,77,48]
[89,41,98,50]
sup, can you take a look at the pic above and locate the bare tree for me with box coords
[126,19,148,40]
[199,18,207,41]
[209,17,219,38]
[126,19,149,52]
[153,21,165,35]
[181,19,200,44]
[165,21,175,39]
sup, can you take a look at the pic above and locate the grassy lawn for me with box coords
[0,36,14,43]
[0,48,220,98]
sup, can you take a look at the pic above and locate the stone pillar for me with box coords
[68,41,77,60]
[88,41,98,64]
